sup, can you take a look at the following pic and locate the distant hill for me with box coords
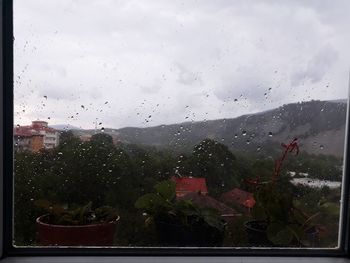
[50,124,82,130]
[72,100,348,157]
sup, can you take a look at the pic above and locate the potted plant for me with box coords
[245,138,321,247]
[135,180,226,246]
[35,200,120,246]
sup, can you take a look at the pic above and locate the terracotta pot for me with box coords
[36,215,120,246]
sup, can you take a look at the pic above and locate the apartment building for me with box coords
[14,121,60,152]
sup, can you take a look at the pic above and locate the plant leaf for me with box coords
[34,199,52,210]
[154,180,175,200]
[135,193,167,211]
[267,222,294,246]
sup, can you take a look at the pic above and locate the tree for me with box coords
[182,139,241,196]
[90,133,114,146]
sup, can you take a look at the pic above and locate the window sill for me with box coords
[1,257,350,263]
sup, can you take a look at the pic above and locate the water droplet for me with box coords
[257,146,261,151]
[246,140,250,145]
[101,127,105,132]
[320,108,324,112]
[58,152,63,155]
[105,101,108,104]
[108,170,112,173]
[43,95,47,99]
[320,145,324,150]
[234,98,238,102]
[268,132,273,137]
[242,131,247,136]
[234,134,238,138]
[81,105,85,109]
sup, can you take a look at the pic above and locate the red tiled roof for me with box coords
[221,188,256,209]
[171,176,208,194]
[14,122,57,137]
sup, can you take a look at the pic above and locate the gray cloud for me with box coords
[291,46,338,87]
[176,64,203,86]
[14,0,350,129]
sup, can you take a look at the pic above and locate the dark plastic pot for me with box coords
[244,220,320,247]
[244,220,274,247]
[155,220,225,247]
[36,215,120,246]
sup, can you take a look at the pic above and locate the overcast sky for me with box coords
[14,0,350,129]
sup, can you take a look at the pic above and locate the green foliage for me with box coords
[284,152,342,181]
[180,139,241,196]
[35,200,119,226]
[252,179,309,246]
[90,133,114,146]
[135,180,226,233]
[13,132,341,247]
[251,139,320,246]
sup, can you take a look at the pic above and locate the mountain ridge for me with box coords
[71,99,348,157]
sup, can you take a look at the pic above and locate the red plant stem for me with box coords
[273,138,299,182]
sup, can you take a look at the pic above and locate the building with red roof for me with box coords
[171,176,208,197]
[14,121,60,152]
[220,188,256,212]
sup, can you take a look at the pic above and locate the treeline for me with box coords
[14,131,342,245]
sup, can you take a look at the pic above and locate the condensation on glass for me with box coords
[13,0,349,248]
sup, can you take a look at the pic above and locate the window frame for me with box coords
[1,0,350,260]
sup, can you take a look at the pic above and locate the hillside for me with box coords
[72,100,348,157]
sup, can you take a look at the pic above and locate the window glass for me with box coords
[13,0,349,248]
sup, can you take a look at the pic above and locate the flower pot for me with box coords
[244,220,274,247]
[36,215,120,246]
[155,220,225,247]
[244,220,320,247]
